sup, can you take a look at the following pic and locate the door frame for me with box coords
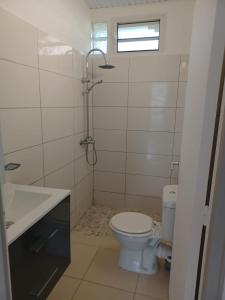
[170,0,225,299]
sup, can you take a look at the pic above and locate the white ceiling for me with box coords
[84,0,181,9]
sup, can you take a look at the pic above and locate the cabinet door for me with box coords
[9,196,70,300]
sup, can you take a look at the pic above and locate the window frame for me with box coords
[116,19,160,53]
[92,22,108,54]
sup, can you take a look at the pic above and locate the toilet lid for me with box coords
[110,212,153,234]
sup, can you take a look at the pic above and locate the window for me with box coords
[117,20,160,53]
[92,23,108,53]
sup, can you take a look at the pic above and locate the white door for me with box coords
[170,0,225,299]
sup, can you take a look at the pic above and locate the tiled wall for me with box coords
[0,9,93,227]
[93,54,188,213]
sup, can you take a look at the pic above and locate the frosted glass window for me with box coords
[117,20,160,53]
[92,23,108,53]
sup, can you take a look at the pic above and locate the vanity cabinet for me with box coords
[8,196,70,300]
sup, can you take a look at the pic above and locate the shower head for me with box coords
[99,64,115,69]
[86,48,115,71]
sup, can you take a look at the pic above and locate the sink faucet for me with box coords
[4,163,21,171]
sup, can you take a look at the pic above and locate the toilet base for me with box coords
[118,246,159,275]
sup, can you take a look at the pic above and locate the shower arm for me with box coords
[82,48,107,83]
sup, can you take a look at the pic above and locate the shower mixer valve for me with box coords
[80,136,95,146]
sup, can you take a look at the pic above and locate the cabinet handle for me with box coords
[29,267,59,299]
[30,229,59,254]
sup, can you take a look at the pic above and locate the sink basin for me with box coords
[5,190,51,224]
[3,184,70,245]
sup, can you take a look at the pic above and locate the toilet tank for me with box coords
[161,185,177,242]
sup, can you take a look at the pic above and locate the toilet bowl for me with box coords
[110,212,161,274]
[110,185,177,275]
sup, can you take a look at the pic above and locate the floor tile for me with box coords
[65,243,98,279]
[84,248,138,292]
[73,281,133,300]
[100,236,120,250]
[136,265,169,300]
[71,231,103,247]
[134,294,157,300]
[48,276,80,300]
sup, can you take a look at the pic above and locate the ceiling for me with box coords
[84,0,180,9]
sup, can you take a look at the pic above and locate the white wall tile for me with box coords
[94,129,126,152]
[73,50,84,79]
[45,163,74,189]
[75,173,93,219]
[129,82,178,108]
[175,108,184,132]
[179,55,189,82]
[0,9,38,67]
[74,106,87,134]
[129,55,180,82]
[0,60,40,108]
[125,194,162,214]
[93,56,129,82]
[42,108,74,142]
[93,83,128,107]
[40,70,74,107]
[5,145,43,185]
[126,153,171,177]
[32,178,45,187]
[74,79,83,107]
[94,191,125,208]
[173,133,182,156]
[38,32,73,76]
[127,131,173,155]
[94,171,125,193]
[0,108,42,153]
[93,107,127,130]
[126,174,169,197]
[75,155,92,184]
[128,108,175,132]
[177,82,187,108]
[95,151,126,173]
[43,136,74,175]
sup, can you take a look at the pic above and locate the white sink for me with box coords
[5,190,51,224]
[3,184,70,245]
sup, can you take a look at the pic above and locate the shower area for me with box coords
[76,51,188,234]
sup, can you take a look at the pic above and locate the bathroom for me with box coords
[0,0,224,299]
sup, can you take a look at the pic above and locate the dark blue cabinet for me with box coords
[9,196,71,300]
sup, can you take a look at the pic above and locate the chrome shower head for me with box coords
[99,64,115,69]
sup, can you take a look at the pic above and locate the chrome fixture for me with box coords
[170,161,180,170]
[4,163,21,171]
[80,48,115,166]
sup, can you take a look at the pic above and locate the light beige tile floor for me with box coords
[48,231,169,300]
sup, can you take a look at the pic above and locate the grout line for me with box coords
[94,170,171,179]
[94,128,180,133]
[82,278,136,295]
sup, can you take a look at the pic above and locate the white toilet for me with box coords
[110,185,177,275]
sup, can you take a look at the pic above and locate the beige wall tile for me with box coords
[0,108,42,154]
[0,9,38,66]
[0,60,40,108]
[5,145,43,185]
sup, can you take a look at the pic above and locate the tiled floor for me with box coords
[48,206,169,300]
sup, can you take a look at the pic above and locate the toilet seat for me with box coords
[110,212,153,235]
